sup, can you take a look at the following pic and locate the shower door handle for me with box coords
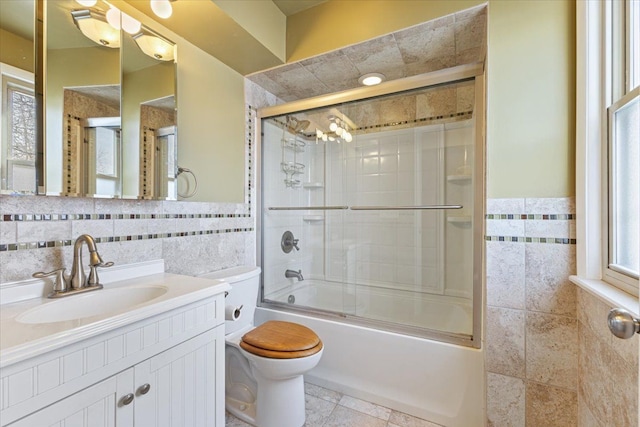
[349,205,463,210]
[608,308,640,339]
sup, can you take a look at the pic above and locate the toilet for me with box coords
[199,266,323,427]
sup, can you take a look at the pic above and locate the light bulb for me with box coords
[322,134,328,142]
[344,132,353,143]
[329,136,335,141]
[329,122,338,132]
[316,129,323,138]
[336,127,344,136]
[106,7,121,30]
[76,0,97,6]
[151,0,173,19]
[121,13,141,34]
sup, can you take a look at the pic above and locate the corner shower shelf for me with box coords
[303,215,324,222]
[302,182,324,189]
[282,138,306,152]
[446,174,472,183]
[447,215,472,224]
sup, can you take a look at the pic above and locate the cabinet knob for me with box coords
[137,383,151,395]
[120,393,135,406]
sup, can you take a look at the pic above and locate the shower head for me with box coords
[287,117,311,134]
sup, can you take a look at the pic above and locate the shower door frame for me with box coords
[256,62,486,348]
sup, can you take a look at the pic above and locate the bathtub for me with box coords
[257,280,484,427]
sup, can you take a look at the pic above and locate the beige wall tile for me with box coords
[486,241,525,309]
[486,307,525,377]
[578,396,604,427]
[526,381,577,427]
[578,323,612,424]
[525,243,576,317]
[525,312,577,389]
[486,373,525,427]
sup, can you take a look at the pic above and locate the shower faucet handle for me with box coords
[281,231,300,253]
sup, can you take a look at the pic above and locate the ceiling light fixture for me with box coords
[358,72,385,86]
[316,115,353,144]
[71,9,120,48]
[133,31,175,61]
[75,0,97,6]
[150,0,173,19]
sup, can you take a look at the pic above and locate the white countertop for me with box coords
[0,261,230,368]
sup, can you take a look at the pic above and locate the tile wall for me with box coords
[577,288,638,426]
[486,197,638,426]
[485,197,578,426]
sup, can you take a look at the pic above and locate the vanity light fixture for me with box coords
[316,115,353,144]
[150,0,173,19]
[105,7,141,35]
[75,0,97,6]
[358,72,385,86]
[71,9,120,48]
[133,32,175,61]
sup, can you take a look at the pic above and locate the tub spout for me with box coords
[285,269,304,281]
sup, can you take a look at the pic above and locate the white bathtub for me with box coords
[258,280,484,427]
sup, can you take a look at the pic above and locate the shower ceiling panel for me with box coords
[246,5,486,102]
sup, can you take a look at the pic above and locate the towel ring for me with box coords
[177,166,198,198]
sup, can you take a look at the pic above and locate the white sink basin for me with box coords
[16,286,168,324]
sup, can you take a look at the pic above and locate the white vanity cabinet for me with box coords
[0,269,229,427]
[9,327,222,427]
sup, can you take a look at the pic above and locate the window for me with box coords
[575,0,640,298]
[0,63,36,194]
[604,0,640,293]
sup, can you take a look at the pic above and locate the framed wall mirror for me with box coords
[0,0,36,195]
[1,0,178,200]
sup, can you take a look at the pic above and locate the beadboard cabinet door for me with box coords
[9,369,134,427]
[133,327,224,427]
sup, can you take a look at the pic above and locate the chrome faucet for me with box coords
[285,269,304,281]
[33,234,113,298]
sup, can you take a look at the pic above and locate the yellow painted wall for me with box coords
[45,47,120,194]
[214,0,286,61]
[122,63,175,197]
[0,29,34,73]
[286,0,484,62]
[287,0,576,198]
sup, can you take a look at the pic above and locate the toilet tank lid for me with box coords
[198,266,261,283]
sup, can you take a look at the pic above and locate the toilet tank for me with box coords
[198,266,261,335]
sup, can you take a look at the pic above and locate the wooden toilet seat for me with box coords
[240,320,323,359]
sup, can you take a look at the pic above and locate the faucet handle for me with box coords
[87,261,114,286]
[33,268,68,293]
[292,238,300,251]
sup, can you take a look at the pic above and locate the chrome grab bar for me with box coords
[268,206,349,210]
[349,205,463,210]
[268,205,462,211]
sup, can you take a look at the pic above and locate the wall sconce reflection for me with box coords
[71,9,120,48]
[132,32,175,61]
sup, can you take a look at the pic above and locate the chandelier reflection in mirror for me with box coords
[315,115,353,143]
[72,1,175,62]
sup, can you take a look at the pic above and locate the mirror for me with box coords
[0,0,36,195]
[1,0,178,199]
[45,0,121,197]
[121,25,176,199]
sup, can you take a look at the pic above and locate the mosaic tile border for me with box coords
[486,214,575,220]
[246,104,254,214]
[0,213,250,222]
[0,228,254,252]
[485,236,576,245]
[358,110,474,131]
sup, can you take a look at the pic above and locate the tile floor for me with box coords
[225,383,442,427]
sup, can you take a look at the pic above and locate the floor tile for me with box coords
[388,410,443,427]
[305,382,343,403]
[304,393,337,426]
[338,395,392,420]
[323,405,388,427]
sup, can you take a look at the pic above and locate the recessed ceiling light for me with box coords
[358,73,385,86]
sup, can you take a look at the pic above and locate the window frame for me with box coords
[575,0,640,298]
[0,62,36,194]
